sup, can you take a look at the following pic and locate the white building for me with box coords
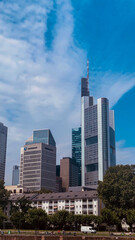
[31,191,99,216]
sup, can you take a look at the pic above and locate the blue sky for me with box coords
[0,0,135,184]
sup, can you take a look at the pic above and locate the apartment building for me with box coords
[31,191,99,215]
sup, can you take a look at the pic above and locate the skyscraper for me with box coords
[12,165,20,185]
[81,62,116,187]
[20,129,56,192]
[72,127,81,185]
[0,122,7,181]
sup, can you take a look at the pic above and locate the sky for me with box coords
[0,0,135,185]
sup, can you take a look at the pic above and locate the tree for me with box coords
[126,209,135,230]
[25,208,48,230]
[0,208,7,228]
[51,210,69,229]
[10,212,25,229]
[66,213,75,230]
[98,165,135,210]
[101,208,120,226]
[10,196,32,229]
[0,180,10,210]
[11,196,32,214]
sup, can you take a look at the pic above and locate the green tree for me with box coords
[25,208,48,230]
[10,212,25,229]
[66,213,75,230]
[126,209,135,230]
[0,208,7,228]
[10,196,32,229]
[74,215,84,230]
[101,208,120,226]
[11,196,32,214]
[98,165,135,210]
[0,180,10,210]
[51,210,69,229]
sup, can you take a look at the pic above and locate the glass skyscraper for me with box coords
[81,64,116,187]
[72,127,81,185]
[25,129,56,146]
[0,122,7,181]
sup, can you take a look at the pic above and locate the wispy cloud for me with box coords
[116,141,135,165]
[90,71,135,108]
[0,0,84,184]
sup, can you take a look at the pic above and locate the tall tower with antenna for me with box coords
[81,61,116,187]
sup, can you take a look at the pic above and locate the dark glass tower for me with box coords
[72,127,81,185]
[0,122,7,181]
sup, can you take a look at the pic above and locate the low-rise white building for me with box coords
[32,191,99,215]
[8,190,100,216]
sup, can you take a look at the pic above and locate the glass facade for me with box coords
[25,129,56,147]
[72,127,81,186]
[0,122,7,181]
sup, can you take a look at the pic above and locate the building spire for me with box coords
[87,59,89,95]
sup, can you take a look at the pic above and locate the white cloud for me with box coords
[116,141,135,165]
[0,0,84,184]
[91,71,135,107]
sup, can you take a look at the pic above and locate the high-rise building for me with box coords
[81,62,116,187]
[20,129,56,192]
[12,165,20,185]
[72,127,81,185]
[60,157,79,192]
[0,122,7,181]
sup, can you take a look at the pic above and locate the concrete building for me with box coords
[0,122,7,181]
[20,129,56,192]
[81,62,116,187]
[60,157,79,192]
[5,185,29,194]
[12,165,20,185]
[9,191,99,216]
[72,127,81,186]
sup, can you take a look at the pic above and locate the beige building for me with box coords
[5,185,29,194]
[20,129,56,192]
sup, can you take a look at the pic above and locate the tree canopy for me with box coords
[0,180,10,210]
[98,165,135,210]
[25,208,48,230]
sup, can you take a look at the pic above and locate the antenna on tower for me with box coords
[87,59,89,80]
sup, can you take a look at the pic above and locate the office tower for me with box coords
[56,165,60,177]
[72,127,81,185]
[0,122,7,181]
[60,157,79,192]
[81,62,116,187]
[12,165,20,185]
[56,165,62,192]
[20,129,56,192]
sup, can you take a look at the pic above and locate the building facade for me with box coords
[8,190,99,216]
[72,127,81,185]
[31,191,99,216]
[81,65,116,187]
[0,122,7,181]
[60,157,79,192]
[12,165,20,185]
[20,129,56,192]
